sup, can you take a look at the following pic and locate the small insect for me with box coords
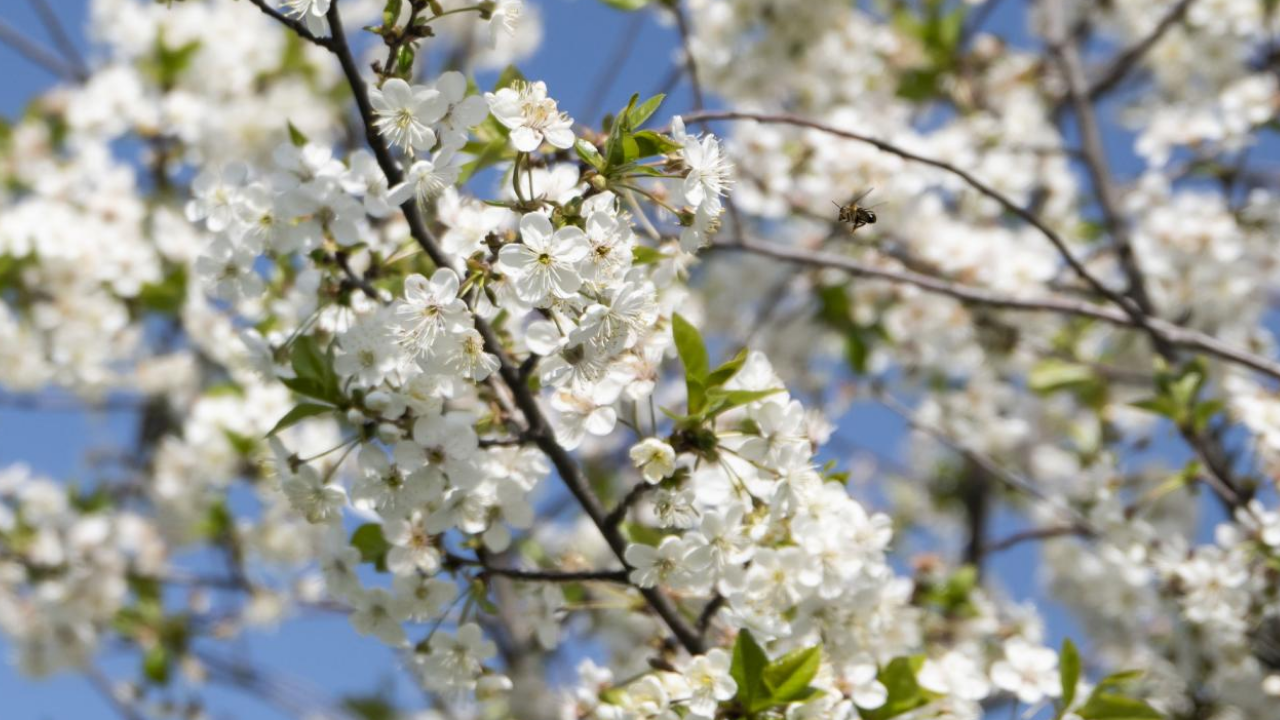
[833,188,880,232]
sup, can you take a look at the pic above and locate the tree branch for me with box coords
[1087,0,1198,101]
[710,237,1280,382]
[0,17,80,79]
[245,0,334,49]
[316,0,705,655]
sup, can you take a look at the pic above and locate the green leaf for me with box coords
[598,0,651,10]
[268,403,334,437]
[381,0,403,26]
[287,120,309,147]
[858,656,936,720]
[1130,396,1179,421]
[763,644,822,705]
[631,245,665,266]
[705,388,783,417]
[1191,398,1224,432]
[143,645,171,685]
[1029,359,1096,395]
[458,137,509,185]
[706,348,749,389]
[494,64,526,91]
[730,629,770,713]
[351,523,391,572]
[1060,638,1081,712]
[631,130,680,160]
[289,335,342,404]
[395,45,415,77]
[575,139,606,171]
[1094,670,1145,693]
[672,313,709,413]
[1076,693,1162,719]
[626,94,665,129]
[343,695,398,720]
[136,267,188,313]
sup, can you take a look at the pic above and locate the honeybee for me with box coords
[833,188,879,232]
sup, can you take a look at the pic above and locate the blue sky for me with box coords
[0,1,1198,717]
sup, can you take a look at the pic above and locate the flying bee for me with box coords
[833,188,880,233]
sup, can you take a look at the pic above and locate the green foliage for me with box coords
[631,245,666,266]
[142,30,201,89]
[728,630,825,716]
[890,0,966,102]
[1029,358,1108,409]
[672,313,710,413]
[287,120,309,147]
[282,335,344,405]
[1130,359,1222,432]
[268,402,334,436]
[597,0,652,11]
[1059,638,1081,714]
[343,695,398,720]
[814,284,888,375]
[857,656,939,720]
[916,564,979,619]
[601,93,671,175]
[351,523,391,571]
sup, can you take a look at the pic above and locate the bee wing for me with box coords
[849,187,875,205]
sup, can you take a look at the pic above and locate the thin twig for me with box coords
[0,17,80,78]
[85,668,146,720]
[709,237,1280,381]
[28,0,87,79]
[982,525,1085,556]
[582,13,646,123]
[875,390,1096,534]
[1052,29,1156,318]
[686,111,1280,382]
[1087,0,1198,100]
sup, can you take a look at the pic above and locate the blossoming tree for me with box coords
[1,0,1279,718]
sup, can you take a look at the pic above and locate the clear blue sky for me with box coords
[0,1,1185,718]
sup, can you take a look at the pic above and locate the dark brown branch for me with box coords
[245,0,334,48]
[605,482,655,528]
[319,0,705,655]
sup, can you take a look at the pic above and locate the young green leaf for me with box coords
[706,347,749,389]
[267,402,334,437]
[672,313,709,413]
[494,64,526,91]
[858,656,935,720]
[626,94,665,129]
[763,644,822,704]
[730,629,770,713]
[351,523,391,571]
[1060,638,1081,712]
[598,0,652,11]
[287,120,309,147]
[1075,693,1162,719]
[575,139,606,171]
